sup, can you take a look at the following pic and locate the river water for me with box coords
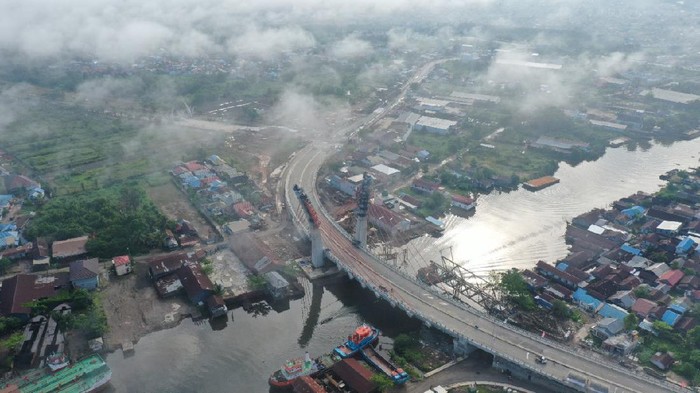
[105,139,699,392]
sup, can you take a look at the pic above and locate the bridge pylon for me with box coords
[293,184,325,268]
[353,172,372,248]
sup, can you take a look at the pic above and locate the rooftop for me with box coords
[69,258,100,282]
[52,236,89,258]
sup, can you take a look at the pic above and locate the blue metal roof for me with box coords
[598,303,629,320]
[556,262,569,271]
[573,288,602,310]
[661,310,681,327]
[622,205,645,218]
[621,243,642,256]
[677,237,696,253]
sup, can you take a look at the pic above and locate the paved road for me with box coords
[282,59,688,393]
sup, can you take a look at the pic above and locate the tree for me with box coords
[624,313,639,331]
[687,326,700,348]
[552,300,571,319]
[634,286,651,299]
[0,258,11,275]
[499,270,535,311]
[653,320,673,337]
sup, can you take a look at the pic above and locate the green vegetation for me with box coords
[624,313,639,331]
[498,270,536,311]
[370,373,394,392]
[551,299,572,319]
[247,274,267,290]
[0,332,24,352]
[393,333,424,365]
[635,324,700,384]
[25,185,167,258]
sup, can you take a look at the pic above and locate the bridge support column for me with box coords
[354,215,368,248]
[310,227,325,268]
[453,338,477,357]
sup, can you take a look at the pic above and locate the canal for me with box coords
[105,139,700,392]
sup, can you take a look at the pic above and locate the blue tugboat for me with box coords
[334,324,379,358]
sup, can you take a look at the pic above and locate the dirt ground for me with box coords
[101,262,193,351]
[147,182,215,236]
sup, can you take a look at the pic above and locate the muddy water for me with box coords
[106,139,700,392]
[406,140,700,275]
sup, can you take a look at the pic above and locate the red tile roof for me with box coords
[184,161,205,172]
[451,194,474,205]
[658,269,685,287]
[631,298,657,317]
[112,255,130,266]
[412,178,440,191]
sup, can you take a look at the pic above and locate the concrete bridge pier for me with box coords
[310,227,325,268]
[491,356,580,393]
[453,338,478,357]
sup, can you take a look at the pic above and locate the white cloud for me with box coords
[329,34,373,60]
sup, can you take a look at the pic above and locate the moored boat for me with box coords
[361,345,409,384]
[334,324,379,359]
[268,352,321,388]
[1,354,112,393]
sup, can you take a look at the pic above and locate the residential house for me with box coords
[522,270,548,290]
[368,204,410,235]
[148,254,188,280]
[177,262,215,304]
[602,334,638,356]
[112,255,132,276]
[329,175,359,197]
[535,261,584,289]
[69,258,100,290]
[661,310,682,327]
[678,275,700,291]
[265,271,290,299]
[155,274,184,298]
[331,358,377,393]
[52,236,89,261]
[656,221,682,236]
[598,303,629,320]
[609,290,636,309]
[572,288,603,312]
[0,273,70,320]
[675,317,697,333]
[411,179,440,194]
[657,270,685,288]
[32,239,49,271]
[631,298,657,319]
[451,194,475,211]
[650,352,675,371]
[206,295,227,318]
[591,318,625,339]
[676,236,697,256]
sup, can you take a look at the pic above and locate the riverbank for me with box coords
[101,262,195,353]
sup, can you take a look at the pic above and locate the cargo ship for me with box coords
[334,324,379,359]
[1,354,112,393]
[361,345,409,384]
[268,352,337,388]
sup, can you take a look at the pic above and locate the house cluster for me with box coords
[171,155,271,227]
[521,170,700,368]
[146,249,227,318]
[0,172,45,260]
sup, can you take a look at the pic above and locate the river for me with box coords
[105,139,699,392]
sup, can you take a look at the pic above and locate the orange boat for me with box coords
[333,324,379,358]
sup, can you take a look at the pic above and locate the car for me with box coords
[536,355,547,364]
